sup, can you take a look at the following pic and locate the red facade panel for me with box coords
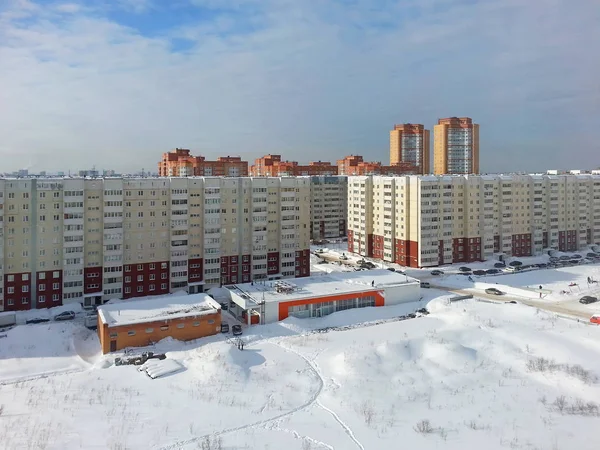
[295,249,310,278]
[511,233,532,257]
[347,230,354,253]
[366,234,374,257]
[372,234,385,260]
[84,267,102,295]
[4,272,32,311]
[267,252,280,276]
[37,270,63,308]
[123,261,170,299]
[188,258,203,284]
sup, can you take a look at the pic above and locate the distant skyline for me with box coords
[1,0,598,173]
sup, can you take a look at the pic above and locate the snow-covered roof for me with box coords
[98,293,220,328]
[226,269,419,306]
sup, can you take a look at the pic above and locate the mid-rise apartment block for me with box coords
[309,176,347,240]
[433,117,479,175]
[348,174,600,268]
[251,154,338,177]
[390,124,430,174]
[0,177,310,312]
[337,155,418,176]
[158,149,249,177]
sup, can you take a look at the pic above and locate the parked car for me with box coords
[473,270,487,276]
[494,262,506,268]
[219,302,229,311]
[26,318,50,324]
[486,268,501,274]
[232,324,243,336]
[54,311,76,321]
[420,281,431,288]
[537,263,548,268]
[591,315,600,325]
[572,254,582,259]
[586,252,599,258]
[485,288,504,295]
[508,261,522,267]
[507,300,518,304]
[505,266,519,272]
[458,267,471,272]
[220,323,230,333]
[579,296,598,305]
[84,314,98,330]
[559,255,571,261]
[416,308,429,315]
[430,269,444,275]
[387,267,396,272]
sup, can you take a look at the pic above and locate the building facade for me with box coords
[158,149,249,177]
[97,293,221,354]
[390,124,430,175]
[336,155,418,176]
[310,176,347,240]
[0,177,311,312]
[250,154,338,177]
[347,174,600,268]
[433,117,480,175]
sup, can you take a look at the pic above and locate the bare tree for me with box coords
[414,419,434,434]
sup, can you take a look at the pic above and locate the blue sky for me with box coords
[0,0,598,173]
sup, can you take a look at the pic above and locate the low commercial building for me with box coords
[224,269,421,324]
[97,293,221,354]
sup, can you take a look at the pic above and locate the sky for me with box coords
[0,0,599,174]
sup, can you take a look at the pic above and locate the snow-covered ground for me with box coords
[2,291,600,449]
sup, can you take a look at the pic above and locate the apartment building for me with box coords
[158,149,249,177]
[390,124,430,175]
[433,117,480,175]
[337,155,418,176]
[0,177,311,312]
[250,154,338,177]
[309,176,347,240]
[348,174,600,268]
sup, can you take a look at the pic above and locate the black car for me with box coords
[221,323,230,333]
[54,311,76,321]
[507,300,517,304]
[559,255,571,261]
[579,296,598,305]
[232,324,243,336]
[494,262,506,268]
[420,281,431,288]
[220,302,229,311]
[486,268,501,274]
[473,270,487,276]
[537,263,548,269]
[485,288,504,295]
[572,254,582,259]
[508,261,522,267]
[458,267,472,272]
[416,308,429,315]
[387,267,396,272]
[26,318,50,324]
[430,270,444,275]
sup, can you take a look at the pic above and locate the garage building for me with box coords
[225,269,421,324]
[97,293,221,354]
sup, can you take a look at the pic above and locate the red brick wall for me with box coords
[123,262,170,299]
[372,234,385,260]
[267,252,280,276]
[511,234,532,257]
[220,255,241,285]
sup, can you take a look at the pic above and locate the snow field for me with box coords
[2,295,600,449]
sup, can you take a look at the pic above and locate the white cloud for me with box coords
[0,0,598,173]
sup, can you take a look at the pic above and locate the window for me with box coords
[137,286,143,292]
[127,331,136,336]
[176,323,185,329]
[137,264,143,271]
[7,287,14,294]
[53,282,60,290]
[125,287,131,294]
[160,325,169,331]
[192,321,200,327]
[208,319,215,325]
[149,274,155,281]
[145,328,154,333]
[7,275,14,282]
[110,333,117,338]
[53,271,60,278]
[22,273,29,281]
[137,275,143,282]
[38,295,46,303]
[161,283,167,290]
[161,262,167,269]
[39,272,46,280]
[39,284,45,291]
[22,285,29,293]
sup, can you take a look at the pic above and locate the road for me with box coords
[430,283,591,320]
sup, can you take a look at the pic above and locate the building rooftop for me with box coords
[97,293,219,328]
[225,269,419,308]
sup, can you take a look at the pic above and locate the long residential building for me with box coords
[348,174,600,268]
[0,177,310,312]
[310,176,347,240]
[250,154,338,177]
[158,149,249,177]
